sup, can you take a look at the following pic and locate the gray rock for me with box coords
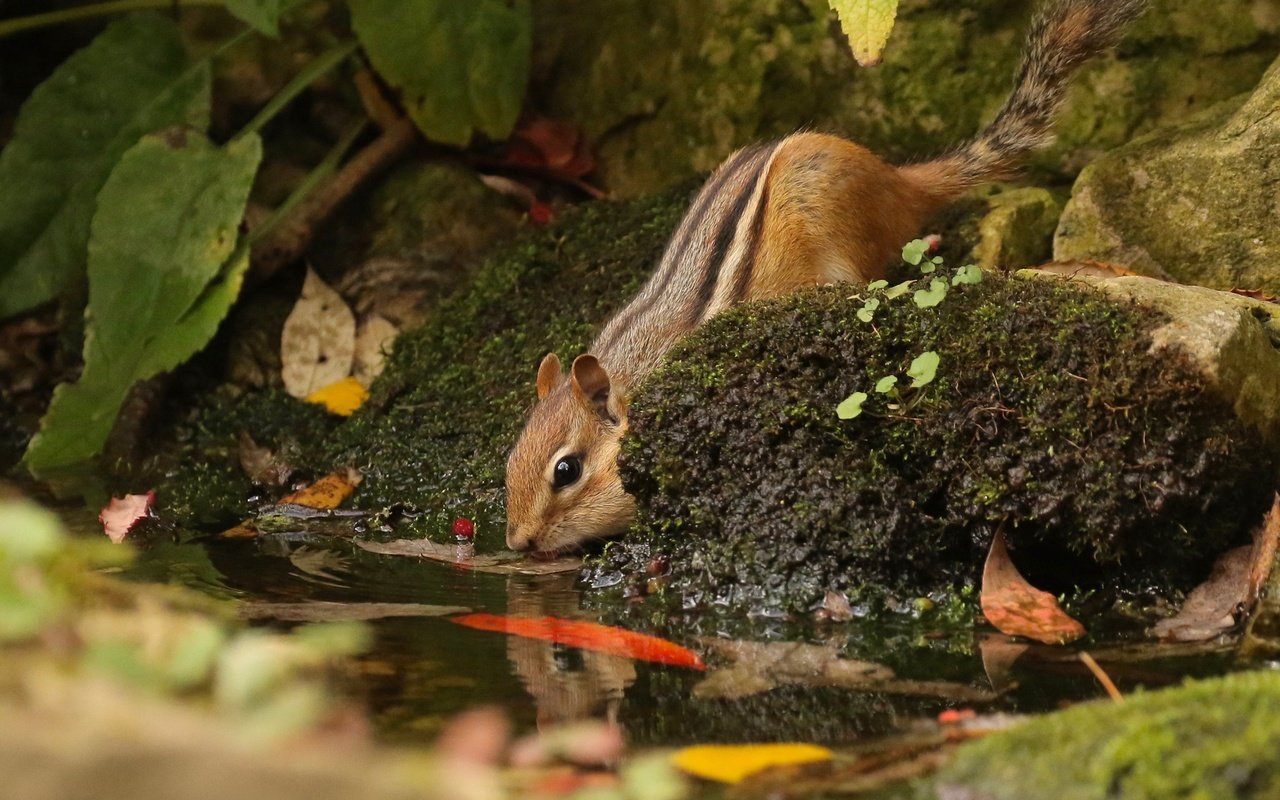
[1024,270,1280,451]
[1054,56,1280,293]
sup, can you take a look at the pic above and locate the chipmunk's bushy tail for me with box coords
[903,0,1147,197]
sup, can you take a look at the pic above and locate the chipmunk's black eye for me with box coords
[553,455,582,489]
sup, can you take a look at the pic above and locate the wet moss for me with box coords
[932,670,1280,800]
[321,188,691,543]
[155,388,337,528]
[611,275,1277,613]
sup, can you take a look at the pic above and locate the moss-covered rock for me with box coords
[1054,56,1280,293]
[533,0,1280,196]
[1028,271,1280,450]
[612,275,1277,613]
[931,670,1280,800]
[321,188,692,543]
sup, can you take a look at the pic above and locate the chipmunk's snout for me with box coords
[506,521,535,552]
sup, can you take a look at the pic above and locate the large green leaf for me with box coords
[24,132,262,478]
[0,13,210,320]
[349,0,531,146]
[224,0,285,36]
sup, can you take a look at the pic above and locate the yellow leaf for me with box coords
[671,743,833,784]
[280,470,361,510]
[829,0,900,67]
[305,376,368,416]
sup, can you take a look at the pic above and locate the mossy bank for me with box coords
[603,275,1277,614]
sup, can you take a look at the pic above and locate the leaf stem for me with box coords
[234,39,360,142]
[0,0,221,39]
[247,118,368,247]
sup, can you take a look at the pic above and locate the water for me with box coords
[122,528,1243,751]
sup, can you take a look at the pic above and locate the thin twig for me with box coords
[249,117,419,285]
[1078,650,1124,703]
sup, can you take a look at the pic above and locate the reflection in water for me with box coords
[504,572,637,729]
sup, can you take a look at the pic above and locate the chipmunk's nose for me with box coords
[506,523,533,552]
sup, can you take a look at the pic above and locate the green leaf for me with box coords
[867,279,888,291]
[884,280,912,299]
[23,132,262,478]
[829,0,900,67]
[913,278,949,308]
[863,298,880,311]
[350,0,532,146]
[857,307,875,323]
[837,391,868,420]
[901,238,928,266]
[952,264,984,285]
[874,375,898,394]
[0,13,210,320]
[224,0,285,36]
[907,351,940,388]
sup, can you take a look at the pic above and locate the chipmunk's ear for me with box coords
[536,353,562,400]
[570,354,618,423]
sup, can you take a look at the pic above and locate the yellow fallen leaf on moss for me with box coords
[305,376,368,416]
[671,743,833,783]
[829,0,899,66]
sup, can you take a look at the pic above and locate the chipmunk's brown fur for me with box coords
[506,0,1146,554]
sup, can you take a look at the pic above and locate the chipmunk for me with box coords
[505,0,1146,555]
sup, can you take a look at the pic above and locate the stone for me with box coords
[968,187,1062,269]
[1054,56,1280,293]
[1025,272,1280,450]
[531,0,1280,196]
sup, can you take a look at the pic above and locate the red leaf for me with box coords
[99,491,155,543]
[451,613,705,670]
[980,530,1085,645]
[507,117,595,178]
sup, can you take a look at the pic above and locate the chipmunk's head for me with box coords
[505,353,635,555]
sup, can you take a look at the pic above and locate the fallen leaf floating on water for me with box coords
[450,613,706,671]
[279,469,361,509]
[99,491,155,543]
[281,267,356,399]
[671,743,833,784]
[1153,494,1280,643]
[305,375,369,416]
[980,529,1085,645]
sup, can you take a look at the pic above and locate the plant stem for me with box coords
[247,118,369,248]
[0,0,221,38]
[234,39,360,142]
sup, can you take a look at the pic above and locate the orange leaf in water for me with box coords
[451,613,705,671]
[99,491,155,543]
[980,530,1085,645]
[279,470,361,510]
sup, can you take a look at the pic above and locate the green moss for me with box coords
[609,275,1276,613]
[933,670,1280,800]
[153,388,338,528]
[320,188,692,544]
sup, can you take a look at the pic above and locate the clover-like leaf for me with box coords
[857,307,875,323]
[867,279,888,291]
[884,280,913,299]
[952,264,984,285]
[901,238,928,266]
[836,391,869,420]
[913,278,949,308]
[874,375,898,394]
[907,351,940,388]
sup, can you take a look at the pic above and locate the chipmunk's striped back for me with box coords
[505,0,1147,555]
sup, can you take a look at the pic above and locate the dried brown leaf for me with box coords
[980,530,1085,645]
